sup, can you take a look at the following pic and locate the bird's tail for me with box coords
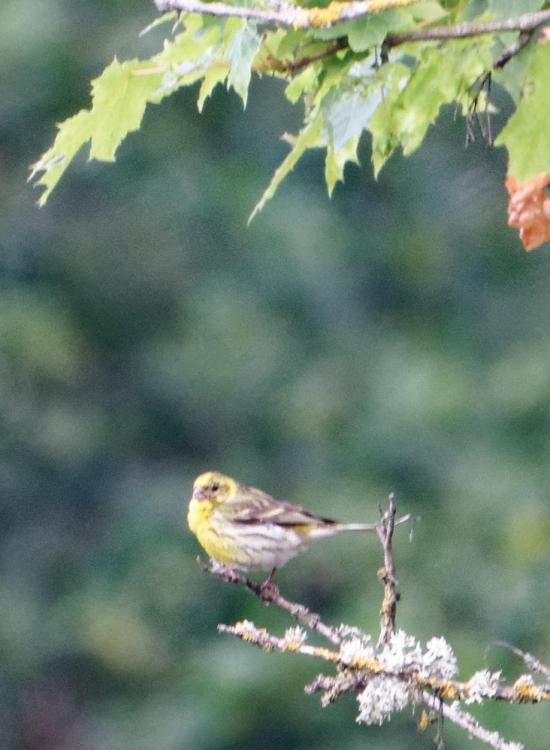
[343,514,412,531]
[305,521,378,539]
[309,514,411,539]
[334,522,379,532]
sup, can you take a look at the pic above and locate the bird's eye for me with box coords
[211,482,220,492]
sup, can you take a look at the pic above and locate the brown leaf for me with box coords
[506,173,550,251]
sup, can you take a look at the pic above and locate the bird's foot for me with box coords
[259,568,279,600]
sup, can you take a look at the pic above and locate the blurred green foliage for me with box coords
[1,2,549,749]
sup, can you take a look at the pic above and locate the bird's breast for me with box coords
[187,498,214,535]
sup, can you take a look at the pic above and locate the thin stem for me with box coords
[280,40,347,73]
[492,641,550,680]
[256,39,347,74]
[437,696,522,750]
[494,30,532,69]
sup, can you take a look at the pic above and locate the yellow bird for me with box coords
[188,471,380,575]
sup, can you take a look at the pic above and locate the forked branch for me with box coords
[199,494,550,750]
[155,0,550,46]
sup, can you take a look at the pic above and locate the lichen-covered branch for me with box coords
[219,619,549,750]
[201,494,550,750]
[154,0,423,30]
[155,0,550,43]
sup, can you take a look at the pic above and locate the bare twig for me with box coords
[465,22,531,148]
[376,492,400,644]
[385,11,550,46]
[199,558,343,644]
[466,72,493,147]
[494,30,533,69]
[199,501,411,647]
[277,40,347,73]
[492,641,550,680]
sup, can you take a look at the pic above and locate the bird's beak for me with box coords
[193,487,206,500]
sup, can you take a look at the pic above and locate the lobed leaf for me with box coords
[89,59,162,162]
[249,116,323,222]
[225,20,261,105]
[396,39,493,156]
[325,137,360,195]
[322,87,381,152]
[31,0,550,223]
[496,43,550,181]
[367,62,411,176]
[198,63,230,112]
[30,110,95,206]
[30,59,162,205]
[31,16,257,204]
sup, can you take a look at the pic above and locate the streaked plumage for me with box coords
[188,471,379,572]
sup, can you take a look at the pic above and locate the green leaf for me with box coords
[274,30,308,58]
[492,35,531,104]
[325,136,360,196]
[30,110,94,206]
[310,22,353,41]
[140,11,178,37]
[347,10,403,53]
[322,87,381,151]
[89,59,161,161]
[463,0,489,21]
[409,1,449,22]
[496,43,550,180]
[198,63,230,112]
[30,59,162,205]
[488,0,544,20]
[393,39,493,156]
[35,0,543,210]
[249,115,323,222]
[367,62,411,175]
[347,2,445,51]
[32,20,221,204]
[285,67,318,105]
[315,55,353,103]
[155,16,215,68]
[225,20,261,106]
[152,22,222,96]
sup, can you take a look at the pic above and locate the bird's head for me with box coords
[192,471,238,505]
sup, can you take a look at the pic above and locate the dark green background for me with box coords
[1,2,549,748]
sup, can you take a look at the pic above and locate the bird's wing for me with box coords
[223,485,336,527]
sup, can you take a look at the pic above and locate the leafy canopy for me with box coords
[31,1,550,223]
